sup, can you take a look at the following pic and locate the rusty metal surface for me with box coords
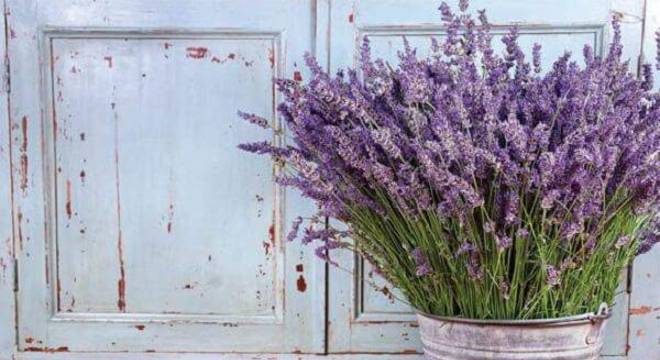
[417,312,609,360]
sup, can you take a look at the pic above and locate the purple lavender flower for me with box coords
[237,0,660,318]
[287,217,304,242]
[455,242,475,257]
[411,248,433,276]
[496,234,513,252]
[467,253,484,280]
[614,235,630,249]
[546,265,561,287]
[237,110,270,129]
[516,228,529,238]
[532,43,542,73]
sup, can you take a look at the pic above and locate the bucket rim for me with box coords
[416,303,611,326]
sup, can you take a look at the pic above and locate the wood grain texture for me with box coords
[7,0,325,354]
[624,1,659,358]
[0,0,16,358]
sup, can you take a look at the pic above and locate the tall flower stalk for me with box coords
[239,1,660,319]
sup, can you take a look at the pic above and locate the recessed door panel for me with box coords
[10,0,324,353]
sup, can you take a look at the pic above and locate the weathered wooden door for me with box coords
[327,0,645,356]
[2,0,656,358]
[8,0,324,353]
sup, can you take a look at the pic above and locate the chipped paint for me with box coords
[135,324,145,331]
[117,233,126,312]
[166,203,174,234]
[296,264,304,272]
[629,305,654,315]
[262,241,271,256]
[17,212,23,250]
[268,224,275,244]
[293,71,303,82]
[56,278,61,311]
[186,47,208,59]
[348,13,354,23]
[24,346,69,353]
[104,56,113,68]
[268,48,275,68]
[296,275,307,292]
[19,116,28,193]
[113,96,127,312]
[65,179,72,219]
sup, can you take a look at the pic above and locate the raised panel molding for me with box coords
[39,28,286,325]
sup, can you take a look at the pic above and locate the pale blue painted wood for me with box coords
[7,0,325,354]
[628,4,660,358]
[0,0,16,358]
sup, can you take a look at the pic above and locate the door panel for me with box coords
[10,0,324,353]
[327,0,643,354]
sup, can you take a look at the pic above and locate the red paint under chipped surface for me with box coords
[135,324,145,331]
[19,116,28,193]
[17,212,23,250]
[24,346,69,353]
[186,47,208,59]
[20,116,28,152]
[56,278,62,311]
[348,13,354,23]
[293,71,303,82]
[113,98,126,312]
[268,49,275,68]
[296,264,304,272]
[268,224,275,245]
[65,179,72,219]
[19,154,28,192]
[629,305,654,315]
[296,275,307,292]
[117,233,126,312]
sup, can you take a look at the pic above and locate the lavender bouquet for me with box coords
[239,1,660,320]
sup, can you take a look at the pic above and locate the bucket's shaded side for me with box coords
[417,313,608,360]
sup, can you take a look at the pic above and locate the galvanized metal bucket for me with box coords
[416,304,610,360]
